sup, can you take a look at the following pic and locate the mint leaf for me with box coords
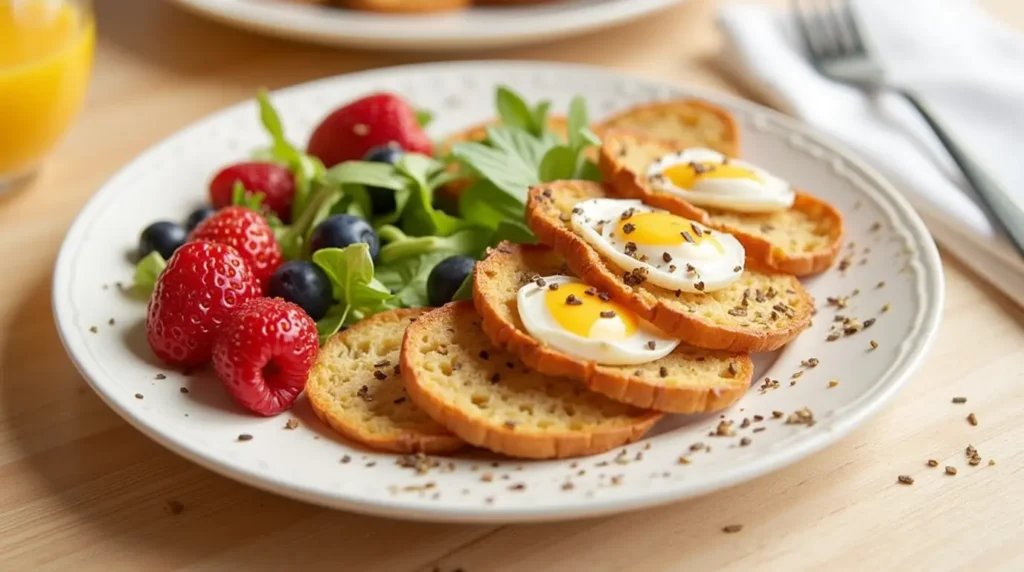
[133,251,166,295]
[539,146,577,182]
[416,108,434,128]
[450,125,553,202]
[486,126,553,179]
[496,86,534,133]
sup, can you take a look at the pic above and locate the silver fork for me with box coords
[793,0,1024,257]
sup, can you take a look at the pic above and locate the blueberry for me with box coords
[138,221,187,261]
[427,256,476,307]
[268,261,333,321]
[185,206,217,231]
[309,214,380,260]
[363,144,403,215]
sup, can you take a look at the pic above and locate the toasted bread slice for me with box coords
[598,100,741,157]
[472,242,753,413]
[343,0,470,13]
[307,308,464,455]
[525,180,813,353]
[401,301,662,459]
[600,131,844,275]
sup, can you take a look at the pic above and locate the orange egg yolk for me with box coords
[543,282,638,341]
[614,212,725,254]
[662,161,762,190]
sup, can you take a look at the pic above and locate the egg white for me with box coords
[517,275,679,366]
[570,198,745,293]
[646,148,795,213]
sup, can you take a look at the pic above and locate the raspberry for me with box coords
[212,297,319,416]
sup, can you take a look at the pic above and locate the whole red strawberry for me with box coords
[212,297,319,416]
[307,93,432,168]
[189,206,283,290]
[209,162,295,222]
[147,242,261,367]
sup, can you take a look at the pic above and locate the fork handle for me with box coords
[899,90,1024,257]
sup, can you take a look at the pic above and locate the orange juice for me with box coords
[0,0,94,177]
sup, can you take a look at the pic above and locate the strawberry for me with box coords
[189,206,283,290]
[209,162,295,222]
[306,93,432,168]
[212,297,319,416]
[146,242,261,367]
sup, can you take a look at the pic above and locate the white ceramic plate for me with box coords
[170,0,685,51]
[54,61,943,523]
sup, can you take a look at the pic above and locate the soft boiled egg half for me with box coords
[646,148,795,213]
[570,198,745,294]
[517,275,680,365]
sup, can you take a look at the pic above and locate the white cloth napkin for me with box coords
[718,0,1024,308]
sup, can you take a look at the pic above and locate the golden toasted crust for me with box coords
[343,0,470,13]
[598,100,741,157]
[472,242,753,413]
[599,131,844,275]
[525,180,814,353]
[401,301,662,459]
[306,309,464,455]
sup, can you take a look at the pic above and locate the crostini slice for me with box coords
[598,99,741,157]
[472,242,754,413]
[307,308,465,455]
[599,131,844,275]
[401,301,662,459]
[525,180,814,353]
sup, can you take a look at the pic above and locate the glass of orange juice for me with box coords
[0,0,95,192]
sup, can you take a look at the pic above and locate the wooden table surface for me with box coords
[2,0,1023,569]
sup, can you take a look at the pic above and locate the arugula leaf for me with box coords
[324,160,409,191]
[133,251,166,295]
[255,90,326,218]
[458,180,525,230]
[538,146,577,182]
[495,86,534,133]
[578,158,603,182]
[378,227,490,265]
[493,219,536,244]
[311,244,394,342]
[396,154,469,237]
[450,125,554,203]
[375,251,450,308]
[567,95,601,151]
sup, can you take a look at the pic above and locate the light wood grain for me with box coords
[1,0,1022,569]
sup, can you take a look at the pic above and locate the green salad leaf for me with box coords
[133,251,167,295]
[451,270,475,302]
[255,90,326,218]
[311,244,394,342]
[375,251,450,308]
